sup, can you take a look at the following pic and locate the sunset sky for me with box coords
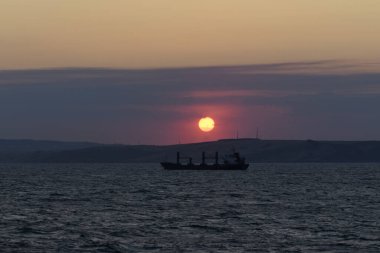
[1,1,380,144]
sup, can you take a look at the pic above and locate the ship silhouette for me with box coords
[161,151,249,170]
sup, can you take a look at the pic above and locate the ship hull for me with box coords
[161,162,249,170]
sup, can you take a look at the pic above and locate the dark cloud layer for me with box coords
[1,61,380,144]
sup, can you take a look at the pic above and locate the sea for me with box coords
[0,163,379,252]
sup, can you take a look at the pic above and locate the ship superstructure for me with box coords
[161,151,249,170]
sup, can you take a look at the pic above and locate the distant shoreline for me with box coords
[1,139,380,163]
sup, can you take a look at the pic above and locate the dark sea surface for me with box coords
[1,163,379,252]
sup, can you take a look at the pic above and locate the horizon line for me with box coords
[1,137,380,147]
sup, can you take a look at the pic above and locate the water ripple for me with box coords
[1,163,379,252]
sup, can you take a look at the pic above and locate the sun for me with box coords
[198,117,215,132]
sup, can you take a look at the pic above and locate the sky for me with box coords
[1,0,380,69]
[1,1,380,144]
[1,61,380,144]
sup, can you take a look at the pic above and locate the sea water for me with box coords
[0,163,379,252]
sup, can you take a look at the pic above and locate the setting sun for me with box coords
[198,117,215,132]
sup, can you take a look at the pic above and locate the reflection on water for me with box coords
[1,163,379,252]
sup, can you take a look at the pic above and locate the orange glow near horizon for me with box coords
[198,117,215,132]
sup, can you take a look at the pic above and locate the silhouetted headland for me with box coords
[1,138,380,163]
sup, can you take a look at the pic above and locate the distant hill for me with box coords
[0,139,100,153]
[1,138,380,163]
[0,139,101,162]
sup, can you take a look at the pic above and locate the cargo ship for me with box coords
[161,151,249,170]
